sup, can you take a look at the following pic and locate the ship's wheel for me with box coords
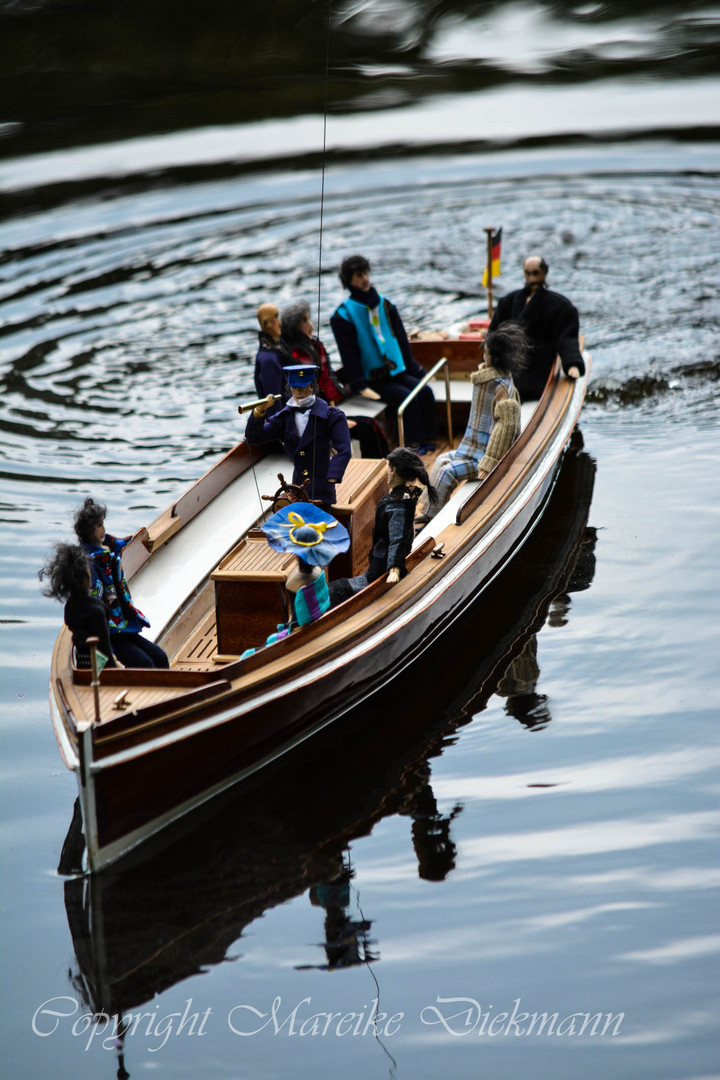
[262,474,322,513]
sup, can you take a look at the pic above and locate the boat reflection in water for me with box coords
[297,853,379,972]
[497,514,597,733]
[60,432,596,1069]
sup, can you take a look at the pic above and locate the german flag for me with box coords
[482,227,502,288]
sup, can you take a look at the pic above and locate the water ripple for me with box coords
[1,153,717,495]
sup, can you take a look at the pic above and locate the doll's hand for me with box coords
[254,394,275,417]
[360,387,382,401]
[387,567,401,584]
[567,366,580,379]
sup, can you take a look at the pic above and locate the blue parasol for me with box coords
[261,504,350,566]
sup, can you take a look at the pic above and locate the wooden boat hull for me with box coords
[50,344,590,871]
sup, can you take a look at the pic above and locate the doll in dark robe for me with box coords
[328,447,437,605]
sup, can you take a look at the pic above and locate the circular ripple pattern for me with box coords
[0,151,718,526]
[2,144,720,1080]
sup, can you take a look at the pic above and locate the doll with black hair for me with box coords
[39,543,117,668]
[73,497,169,668]
[329,447,437,606]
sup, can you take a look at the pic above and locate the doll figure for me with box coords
[245,365,352,509]
[329,447,437,605]
[73,497,169,668]
[39,542,117,669]
[417,323,526,522]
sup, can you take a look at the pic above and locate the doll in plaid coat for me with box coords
[419,324,527,521]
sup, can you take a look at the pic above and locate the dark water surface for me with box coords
[1,2,720,1077]
[2,0,719,158]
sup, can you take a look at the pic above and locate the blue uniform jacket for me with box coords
[245,398,352,506]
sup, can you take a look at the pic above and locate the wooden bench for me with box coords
[172,607,220,670]
[336,394,387,422]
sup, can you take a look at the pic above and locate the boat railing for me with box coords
[398,356,452,447]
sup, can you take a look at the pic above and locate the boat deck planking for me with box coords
[173,607,220,670]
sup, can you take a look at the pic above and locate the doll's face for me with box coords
[523,256,547,293]
[387,464,402,488]
[290,384,314,402]
[350,267,371,292]
[91,520,106,545]
[258,303,281,340]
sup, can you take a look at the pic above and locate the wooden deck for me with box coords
[173,608,221,671]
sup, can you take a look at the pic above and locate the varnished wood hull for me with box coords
[50,345,590,871]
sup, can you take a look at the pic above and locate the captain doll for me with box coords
[245,364,352,510]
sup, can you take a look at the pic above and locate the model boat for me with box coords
[49,334,591,871]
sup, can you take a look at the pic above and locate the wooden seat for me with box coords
[336,394,388,421]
